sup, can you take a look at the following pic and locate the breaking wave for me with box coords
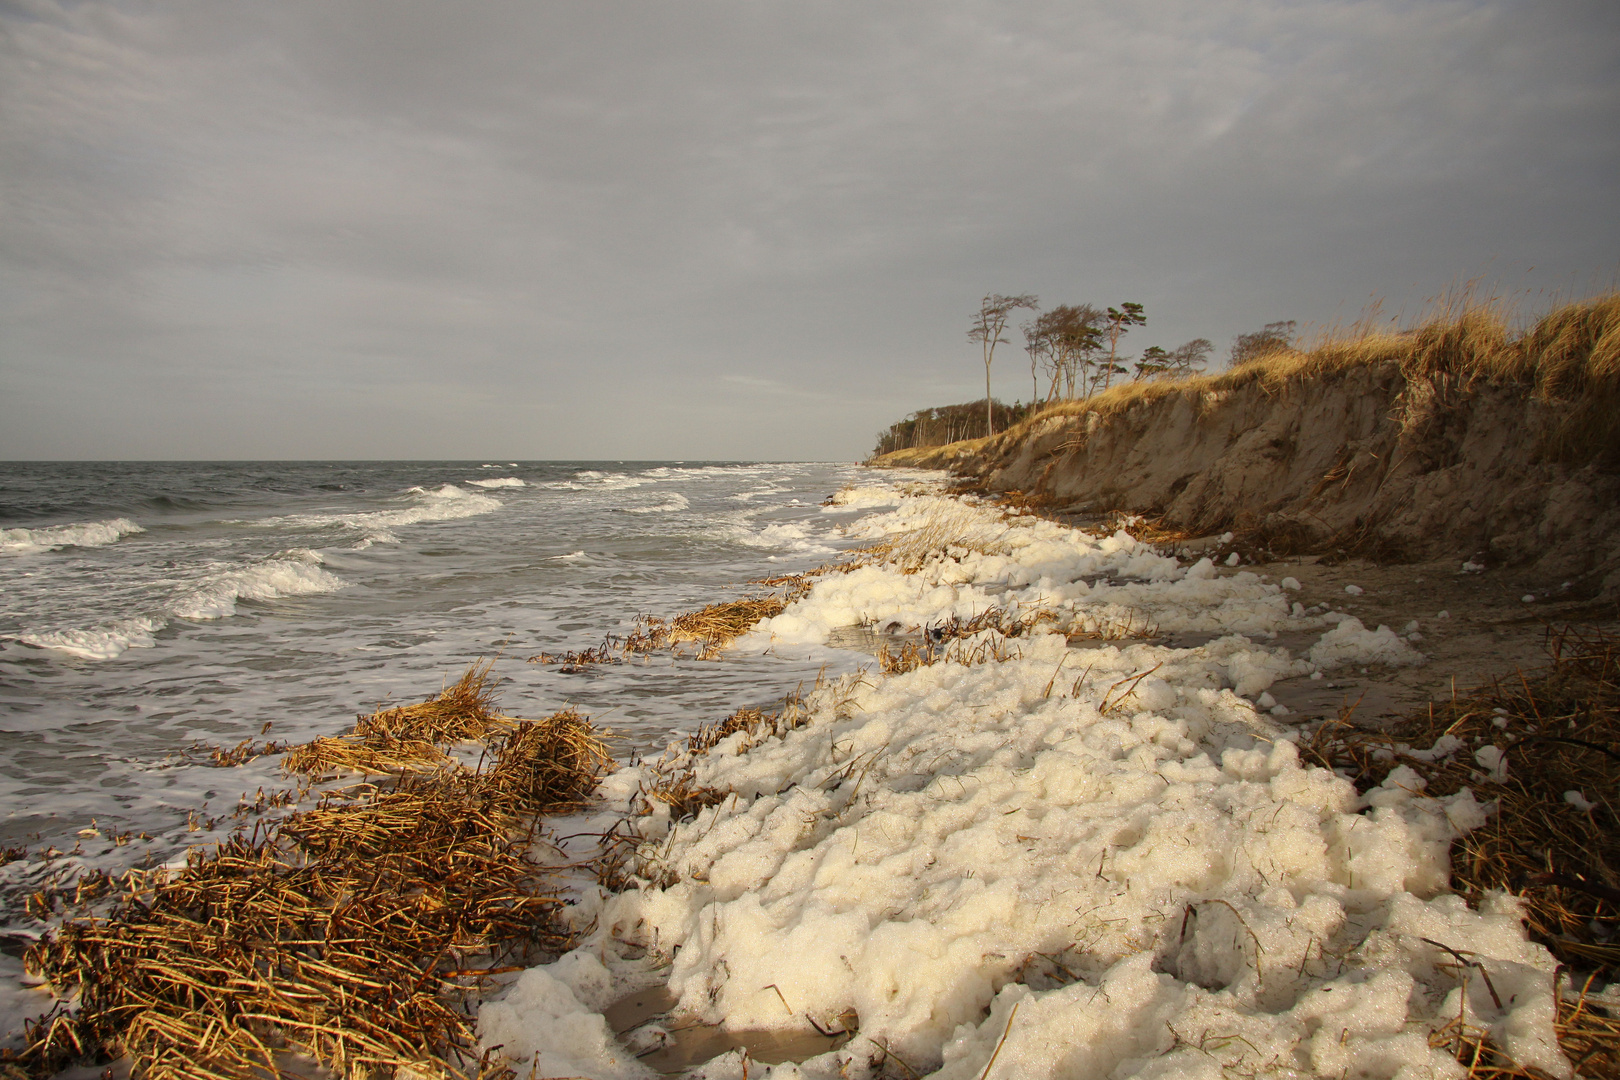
[170,549,349,621]
[13,616,166,661]
[1,517,145,557]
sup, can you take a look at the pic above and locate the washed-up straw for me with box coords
[4,663,610,1080]
[1309,626,1620,1075]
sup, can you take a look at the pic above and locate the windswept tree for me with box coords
[1028,304,1106,400]
[1134,337,1213,380]
[1230,320,1297,366]
[1022,320,1049,403]
[1101,302,1147,391]
[968,293,1038,435]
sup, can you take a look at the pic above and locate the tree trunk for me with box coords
[984,360,994,437]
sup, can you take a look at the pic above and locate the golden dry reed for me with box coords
[1309,627,1620,1077]
[3,663,610,1080]
[997,291,1620,465]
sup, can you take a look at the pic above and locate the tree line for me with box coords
[970,293,1298,435]
[870,297,1299,456]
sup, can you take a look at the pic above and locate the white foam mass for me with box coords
[0,517,145,557]
[624,493,690,515]
[576,651,1556,1079]
[467,477,526,488]
[257,484,502,547]
[14,616,165,660]
[478,482,1560,1080]
[821,484,907,511]
[169,550,348,620]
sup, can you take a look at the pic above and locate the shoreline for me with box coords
[493,479,1601,1078]
[6,474,1616,1078]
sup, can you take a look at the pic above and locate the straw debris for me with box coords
[1309,627,1620,1075]
[3,663,610,1080]
[281,662,515,777]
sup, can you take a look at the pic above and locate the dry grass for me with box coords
[864,501,1015,574]
[282,662,516,777]
[527,562,867,669]
[1308,627,1620,1076]
[3,664,610,1080]
[876,608,1061,673]
[992,291,1620,465]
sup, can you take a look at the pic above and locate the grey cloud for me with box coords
[2,0,1617,459]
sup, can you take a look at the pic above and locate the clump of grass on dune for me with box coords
[998,291,1620,464]
[1309,628,1620,1076]
[4,664,610,1080]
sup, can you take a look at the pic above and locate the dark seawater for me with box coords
[0,460,881,872]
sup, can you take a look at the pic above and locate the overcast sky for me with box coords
[2,1,1616,461]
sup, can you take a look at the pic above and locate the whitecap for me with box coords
[547,550,588,561]
[255,485,502,544]
[1,517,145,557]
[467,477,526,489]
[170,551,349,620]
[623,493,690,514]
[718,520,837,555]
[11,616,166,660]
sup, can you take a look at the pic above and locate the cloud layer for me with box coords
[3,0,1617,459]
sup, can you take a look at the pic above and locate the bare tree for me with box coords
[1022,319,1048,404]
[968,293,1038,435]
[1230,321,1297,366]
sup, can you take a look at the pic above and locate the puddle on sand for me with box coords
[604,985,854,1074]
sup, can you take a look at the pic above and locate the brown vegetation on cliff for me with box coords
[886,293,1620,593]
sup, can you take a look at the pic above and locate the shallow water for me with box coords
[0,460,885,882]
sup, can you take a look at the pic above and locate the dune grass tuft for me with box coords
[992,291,1620,466]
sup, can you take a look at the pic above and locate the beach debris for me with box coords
[3,662,610,1080]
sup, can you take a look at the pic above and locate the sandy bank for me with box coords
[873,294,1620,597]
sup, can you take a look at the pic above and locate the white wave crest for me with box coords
[257,485,502,546]
[547,550,588,561]
[170,551,348,620]
[467,477,526,488]
[720,521,837,555]
[12,616,166,660]
[1,517,145,557]
[623,493,690,514]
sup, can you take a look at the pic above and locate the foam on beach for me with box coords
[478,483,1568,1080]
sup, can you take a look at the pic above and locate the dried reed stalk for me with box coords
[1309,627,1620,1076]
[5,664,610,1080]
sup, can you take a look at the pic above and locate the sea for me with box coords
[0,460,884,908]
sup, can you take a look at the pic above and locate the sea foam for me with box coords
[0,517,145,557]
[14,616,165,660]
[170,550,348,620]
[257,485,502,547]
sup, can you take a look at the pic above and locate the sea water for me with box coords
[0,460,881,897]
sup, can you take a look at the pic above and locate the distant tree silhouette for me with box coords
[1101,303,1147,390]
[1230,321,1297,365]
[1134,338,1213,380]
[968,293,1038,434]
